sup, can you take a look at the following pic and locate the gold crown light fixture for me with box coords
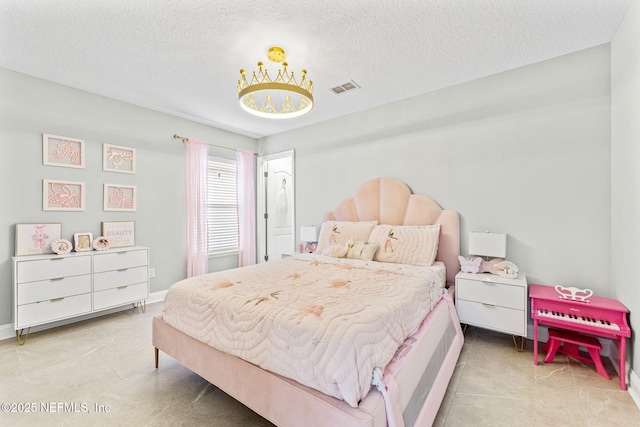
[238,46,314,119]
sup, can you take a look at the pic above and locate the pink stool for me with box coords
[543,328,610,380]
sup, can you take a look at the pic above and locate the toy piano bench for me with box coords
[542,328,609,380]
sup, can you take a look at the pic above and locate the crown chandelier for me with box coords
[238,46,314,119]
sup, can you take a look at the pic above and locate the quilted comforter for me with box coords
[162,253,445,407]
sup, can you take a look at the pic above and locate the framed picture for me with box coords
[43,133,85,169]
[15,223,62,256]
[43,179,85,211]
[101,221,135,247]
[104,184,136,211]
[103,144,136,174]
[73,232,93,252]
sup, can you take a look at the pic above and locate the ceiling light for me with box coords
[238,46,314,119]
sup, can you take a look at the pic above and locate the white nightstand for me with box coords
[455,271,528,350]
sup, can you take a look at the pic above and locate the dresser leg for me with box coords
[16,328,30,346]
[155,347,159,369]
[512,335,525,352]
[133,300,147,313]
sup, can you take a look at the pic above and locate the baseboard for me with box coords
[0,289,167,342]
[608,340,640,410]
[627,369,640,410]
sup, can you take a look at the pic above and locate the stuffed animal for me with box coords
[458,256,482,273]
[320,241,350,258]
[459,256,519,278]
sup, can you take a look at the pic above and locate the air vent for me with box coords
[330,80,360,95]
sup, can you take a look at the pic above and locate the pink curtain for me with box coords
[237,149,256,266]
[184,138,209,277]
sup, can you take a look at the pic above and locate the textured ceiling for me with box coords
[0,0,632,138]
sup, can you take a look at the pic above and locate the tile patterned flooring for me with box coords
[0,302,637,426]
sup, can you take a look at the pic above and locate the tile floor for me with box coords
[0,302,637,426]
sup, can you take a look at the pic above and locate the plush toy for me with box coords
[320,241,350,258]
[459,256,519,278]
[458,256,481,273]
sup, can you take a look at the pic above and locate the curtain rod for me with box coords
[173,134,257,156]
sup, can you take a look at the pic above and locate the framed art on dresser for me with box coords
[15,223,62,256]
[101,221,135,247]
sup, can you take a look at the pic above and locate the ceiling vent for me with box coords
[330,80,360,95]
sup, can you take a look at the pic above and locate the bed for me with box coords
[153,177,463,427]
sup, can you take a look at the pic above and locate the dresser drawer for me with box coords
[93,282,148,311]
[16,293,92,329]
[17,274,91,305]
[94,266,148,292]
[457,300,526,336]
[457,277,525,310]
[16,256,91,283]
[93,249,147,273]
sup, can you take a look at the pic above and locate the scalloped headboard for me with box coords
[322,177,460,286]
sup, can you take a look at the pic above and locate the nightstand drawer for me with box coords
[457,300,526,336]
[457,278,525,310]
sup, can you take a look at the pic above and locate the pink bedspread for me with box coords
[162,254,445,407]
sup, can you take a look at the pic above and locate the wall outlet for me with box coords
[149,267,156,278]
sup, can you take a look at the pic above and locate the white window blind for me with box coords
[207,157,238,255]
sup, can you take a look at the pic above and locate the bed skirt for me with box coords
[152,294,463,427]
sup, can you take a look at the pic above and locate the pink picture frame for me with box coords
[104,184,136,211]
[43,179,85,211]
[43,133,85,169]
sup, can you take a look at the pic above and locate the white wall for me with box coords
[612,0,640,396]
[0,68,256,326]
[261,45,612,296]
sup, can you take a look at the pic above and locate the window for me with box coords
[207,157,238,256]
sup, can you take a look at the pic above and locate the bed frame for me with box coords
[153,177,463,427]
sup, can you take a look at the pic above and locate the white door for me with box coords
[257,151,295,262]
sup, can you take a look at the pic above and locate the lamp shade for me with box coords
[468,231,507,258]
[300,226,318,243]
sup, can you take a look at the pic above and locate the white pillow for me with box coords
[315,221,378,255]
[369,224,441,266]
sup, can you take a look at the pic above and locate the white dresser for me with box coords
[12,246,149,342]
[455,271,528,338]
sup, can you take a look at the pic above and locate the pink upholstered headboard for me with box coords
[322,177,460,286]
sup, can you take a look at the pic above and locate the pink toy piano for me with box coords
[530,284,631,390]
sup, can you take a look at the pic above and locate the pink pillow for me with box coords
[369,224,441,266]
[315,221,377,255]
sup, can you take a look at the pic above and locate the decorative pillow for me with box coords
[369,224,441,266]
[315,221,378,254]
[344,240,379,261]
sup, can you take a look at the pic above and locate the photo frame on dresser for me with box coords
[15,223,62,256]
[74,232,93,252]
[101,221,135,248]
